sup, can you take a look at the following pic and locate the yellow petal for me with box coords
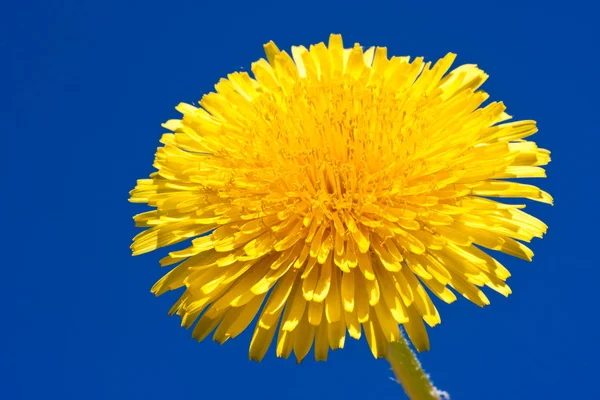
[403,305,430,352]
[293,315,316,363]
[314,320,329,362]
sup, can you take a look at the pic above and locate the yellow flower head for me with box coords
[130,34,551,362]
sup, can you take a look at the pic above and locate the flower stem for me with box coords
[386,336,441,400]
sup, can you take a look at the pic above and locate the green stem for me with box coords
[386,336,442,400]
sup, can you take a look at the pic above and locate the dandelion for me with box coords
[130,34,550,365]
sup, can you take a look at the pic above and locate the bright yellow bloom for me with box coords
[130,34,551,362]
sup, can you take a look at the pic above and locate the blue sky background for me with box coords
[2,1,598,399]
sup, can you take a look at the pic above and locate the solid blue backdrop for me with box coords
[2,0,597,399]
